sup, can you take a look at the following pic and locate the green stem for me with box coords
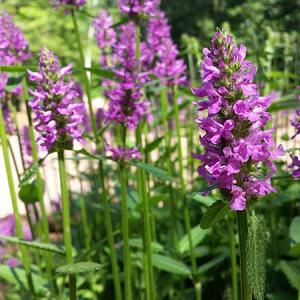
[71,10,122,299]
[0,105,36,298]
[135,22,155,300]
[120,159,132,300]
[229,218,238,300]
[173,86,200,300]
[58,150,76,300]
[23,79,58,295]
[160,87,178,248]
[237,211,252,300]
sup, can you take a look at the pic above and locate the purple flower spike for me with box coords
[21,126,33,166]
[119,0,159,16]
[192,30,283,211]
[50,0,86,8]
[28,48,85,153]
[105,143,141,161]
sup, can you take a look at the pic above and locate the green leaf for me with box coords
[129,238,164,253]
[289,216,300,243]
[74,148,107,161]
[200,200,229,229]
[0,236,65,255]
[85,67,115,80]
[151,254,191,276]
[277,260,300,290]
[289,243,300,257]
[18,180,40,204]
[0,65,28,72]
[144,136,164,153]
[56,262,101,274]
[192,193,215,207]
[18,163,39,187]
[0,265,47,294]
[178,226,210,254]
[197,251,229,275]
[131,161,172,181]
[178,85,194,97]
[111,16,130,28]
[246,214,269,300]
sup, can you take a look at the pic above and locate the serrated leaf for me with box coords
[178,226,210,254]
[151,254,191,276]
[0,265,47,294]
[132,161,171,181]
[0,236,65,255]
[277,260,300,290]
[246,214,269,300]
[144,136,163,153]
[289,216,300,243]
[18,163,39,187]
[56,262,101,274]
[200,200,228,229]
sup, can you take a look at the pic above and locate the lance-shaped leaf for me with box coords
[56,262,102,274]
[131,161,172,181]
[0,236,65,255]
[200,200,229,229]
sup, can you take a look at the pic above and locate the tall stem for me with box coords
[0,105,36,298]
[71,10,122,299]
[58,150,76,300]
[160,87,178,247]
[119,158,132,300]
[23,78,58,295]
[173,86,200,300]
[135,23,155,300]
[228,218,238,300]
[237,211,252,300]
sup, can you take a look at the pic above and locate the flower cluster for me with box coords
[105,22,149,129]
[0,12,31,66]
[93,10,116,68]
[50,0,86,8]
[119,0,159,17]
[105,143,141,161]
[28,48,85,152]
[2,103,16,135]
[146,10,186,86]
[192,30,283,211]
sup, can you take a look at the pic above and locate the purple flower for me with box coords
[105,22,149,130]
[146,10,186,86]
[119,0,159,16]
[105,142,141,161]
[289,155,300,177]
[192,30,283,211]
[28,48,85,152]
[2,103,15,135]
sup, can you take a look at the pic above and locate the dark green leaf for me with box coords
[144,137,164,153]
[197,251,229,275]
[289,216,300,243]
[18,180,40,204]
[129,238,164,252]
[200,200,229,229]
[85,67,115,80]
[277,260,300,290]
[18,163,39,187]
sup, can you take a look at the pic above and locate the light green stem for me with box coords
[173,86,200,300]
[71,10,122,300]
[58,150,76,300]
[229,218,238,300]
[0,105,36,298]
[237,211,252,300]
